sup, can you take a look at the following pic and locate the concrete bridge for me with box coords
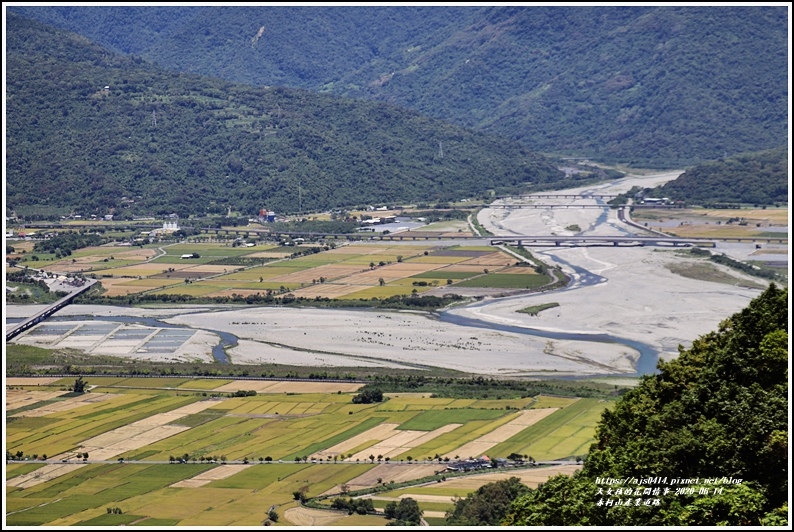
[488,203,685,209]
[493,194,620,200]
[488,236,717,248]
[199,227,787,246]
[6,279,96,342]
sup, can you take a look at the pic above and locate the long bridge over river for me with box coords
[198,227,787,246]
[5,279,96,342]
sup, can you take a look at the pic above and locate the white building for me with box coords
[163,219,179,232]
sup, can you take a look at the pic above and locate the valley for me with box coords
[7,169,786,379]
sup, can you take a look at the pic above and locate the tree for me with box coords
[72,376,87,394]
[504,284,789,526]
[379,277,385,286]
[267,508,279,522]
[446,477,530,526]
[352,388,384,404]
[386,498,423,526]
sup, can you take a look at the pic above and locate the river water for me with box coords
[43,314,236,364]
[435,193,661,377]
[7,190,668,375]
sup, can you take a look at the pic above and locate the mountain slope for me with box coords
[5,13,564,219]
[649,147,789,205]
[8,5,789,166]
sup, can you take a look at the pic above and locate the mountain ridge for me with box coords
[5,12,566,219]
[8,5,789,166]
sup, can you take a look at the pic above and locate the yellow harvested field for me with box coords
[204,288,277,298]
[270,264,370,283]
[180,264,239,274]
[445,409,559,459]
[289,283,373,299]
[39,261,86,273]
[499,266,541,275]
[92,263,195,277]
[245,251,292,259]
[324,246,390,255]
[459,253,515,266]
[387,262,451,273]
[170,464,253,488]
[697,208,789,223]
[320,424,402,456]
[11,392,117,418]
[53,399,226,461]
[438,464,583,490]
[341,263,441,283]
[284,506,346,527]
[349,424,463,461]
[321,463,442,496]
[6,377,63,386]
[6,463,89,489]
[366,494,455,504]
[212,380,364,394]
[750,248,788,255]
[6,389,68,410]
[438,265,496,272]
[99,278,174,296]
[70,427,183,461]
[660,224,773,238]
[114,248,159,260]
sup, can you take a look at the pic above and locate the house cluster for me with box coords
[360,215,397,226]
[256,208,277,223]
[640,197,671,205]
[446,455,507,472]
[134,215,180,244]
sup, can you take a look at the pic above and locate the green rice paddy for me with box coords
[6,380,611,525]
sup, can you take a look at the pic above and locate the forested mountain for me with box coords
[5,13,564,219]
[647,147,789,206]
[503,284,789,526]
[8,5,789,166]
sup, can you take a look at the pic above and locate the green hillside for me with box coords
[5,13,565,220]
[649,147,789,206]
[504,284,789,526]
[9,5,789,166]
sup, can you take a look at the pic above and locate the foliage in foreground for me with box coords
[502,283,788,526]
[385,497,423,526]
[446,477,530,526]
